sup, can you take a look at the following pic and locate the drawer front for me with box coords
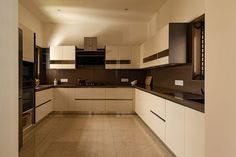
[75,88,106,99]
[148,110,166,142]
[106,88,134,99]
[36,89,53,107]
[72,100,106,112]
[36,100,53,123]
[106,100,133,113]
[149,94,166,120]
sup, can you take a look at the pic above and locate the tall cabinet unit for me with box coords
[20,24,35,62]
[49,46,76,69]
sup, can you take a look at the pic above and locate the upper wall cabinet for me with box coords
[140,23,188,68]
[49,46,76,69]
[20,25,35,63]
[105,45,140,69]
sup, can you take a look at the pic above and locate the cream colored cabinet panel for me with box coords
[36,101,53,123]
[74,100,92,112]
[142,56,169,68]
[134,89,150,123]
[62,46,75,60]
[148,94,166,120]
[166,100,185,157]
[61,64,76,69]
[75,88,106,99]
[49,64,62,69]
[50,46,63,60]
[185,108,205,157]
[105,64,120,69]
[106,100,133,113]
[106,88,133,99]
[22,26,34,62]
[131,46,140,69]
[36,89,53,107]
[118,46,132,60]
[148,110,166,142]
[92,101,106,112]
[54,88,75,112]
[106,46,119,60]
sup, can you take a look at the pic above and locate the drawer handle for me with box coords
[150,110,166,122]
[36,100,52,108]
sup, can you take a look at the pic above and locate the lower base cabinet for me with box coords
[106,100,133,113]
[73,100,106,112]
[166,100,185,157]
[135,89,205,157]
[35,100,53,123]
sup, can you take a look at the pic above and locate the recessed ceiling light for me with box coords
[124,8,129,11]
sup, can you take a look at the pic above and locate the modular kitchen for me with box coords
[1,0,236,157]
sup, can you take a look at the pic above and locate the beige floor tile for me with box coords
[19,114,174,157]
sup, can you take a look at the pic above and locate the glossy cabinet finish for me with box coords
[20,25,34,62]
[54,88,75,111]
[185,108,205,157]
[35,89,53,123]
[135,89,205,157]
[166,100,185,157]
[49,46,75,69]
[106,45,140,69]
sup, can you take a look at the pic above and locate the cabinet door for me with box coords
[53,88,68,111]
[131,46,140,69]
[106,100,133,113]
[166,100,185,157]
[106,88,133,100]
[62,46,75,60]
[74,100,92,112]
[22,26,34,62]
[75,88,106,99]
[185,108,205,157]
[35,100,53,123]
[106,46,119,60]
[118,46,132,60]
[36,89,53,107]
[50,46,63,60]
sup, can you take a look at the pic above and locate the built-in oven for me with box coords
[22,61,35,131]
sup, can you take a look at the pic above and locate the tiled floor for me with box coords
[19,114,175,157]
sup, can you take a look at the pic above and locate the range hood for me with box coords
[84,37,97,51]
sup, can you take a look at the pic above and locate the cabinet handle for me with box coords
[150,110,165,122]
[36,100,52,108]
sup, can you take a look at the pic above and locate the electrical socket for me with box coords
[121,78,129,83]
[175,80,184,86]
[60,78,68,83]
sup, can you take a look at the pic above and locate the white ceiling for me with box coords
[20,0,167,24]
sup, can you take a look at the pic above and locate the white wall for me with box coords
[141,0,205,57]
[0,0,18,157]
[43,21,147,48]
[205,0,236,157]
[19,4,43,47]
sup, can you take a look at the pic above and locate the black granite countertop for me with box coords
[135,85,204,113]
[35,84,204,113]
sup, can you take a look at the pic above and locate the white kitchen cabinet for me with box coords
[20,24,34,62]
[50,46,63,60]
[166,100,185,157]
[135,89,166,142]
[50,46,75,69]
[140,23,187,68]
[36,101,53,123]
[54,88,75,111]
[106,100,133,113]
[185,108,205,157]
[75,88,106,99]
[106,88,134,113]
[74,88,106,112]
[35,89,53,123]
[106,45,140,69]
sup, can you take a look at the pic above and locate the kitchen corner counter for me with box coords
[135,85,205,113]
